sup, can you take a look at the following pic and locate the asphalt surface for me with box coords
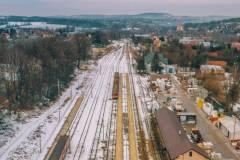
[171,76,240,160]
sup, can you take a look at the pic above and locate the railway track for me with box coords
[106,43,140,160]
[105,46,124,160]
[67,47,124,160]
[137,76,161,160]
[71,54,117,160]
[126,43,154,160]
[126,74,138,160]
[88,62,116,159]
[68,55,112,136]
[60,43,143,160]
[115,74,123,160]
[107,43,141,160]
[44,96,84,160]
[105,100,117,160]
[127,42,162,160]
[122,75,129,160]
[44,57,108,160]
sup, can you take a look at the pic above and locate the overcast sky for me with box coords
[0,0,240,17]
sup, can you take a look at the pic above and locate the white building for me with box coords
[202,42,211,48]
[162,65,176,74]
[176,24,184,32]
[200,65,225,75]
[217,116,240,141]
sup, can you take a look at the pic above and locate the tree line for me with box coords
[0,35,91,108]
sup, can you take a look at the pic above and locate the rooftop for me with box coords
[200,65,224,71]
[155,107,208,159]
[207,61,227,68]
[219,116,240,134]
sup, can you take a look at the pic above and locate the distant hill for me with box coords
[0,16,106,28]
[185,16,240,29]
[133,12,172,18]
[52,13,232,25]
[0,13,236,28]
[223,17,240,23]
[51,12,230,21]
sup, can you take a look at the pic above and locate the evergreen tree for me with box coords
[151,53,163,73]
[136,55,146,72]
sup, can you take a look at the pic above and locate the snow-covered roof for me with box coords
[233,103,240,112]
[200,65,224,71]
[219,116,240,133]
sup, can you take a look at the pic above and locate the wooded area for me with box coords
[0,35,91,108]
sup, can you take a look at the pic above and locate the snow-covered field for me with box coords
[21,22,66,30]
[0,22,67,30]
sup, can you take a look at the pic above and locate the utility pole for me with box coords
[58,79,60,122]
[78,71,80,88]
[91,82,93,98]
[233,115,237,141]
[38,127,41,153]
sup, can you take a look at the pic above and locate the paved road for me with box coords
[171,76,240,160]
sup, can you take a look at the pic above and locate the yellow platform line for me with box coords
[115,74,123,160]
[44,96,83,160]
[126,74,138,160]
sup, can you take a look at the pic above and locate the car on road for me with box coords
[190,128,204,143]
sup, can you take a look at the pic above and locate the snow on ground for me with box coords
[122,74,129,160]
[0,67,95,160]
[0,41,147,160]
[66,44,125,160]
[128,50,160,141]
[21,22,66,29]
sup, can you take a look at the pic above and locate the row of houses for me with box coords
[179,37,240,51]
[179,37,211,48]
[231,42,240,51]
[148,66,224,159]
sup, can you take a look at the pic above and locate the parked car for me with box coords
[190,128,204,143]
[235,142,240,150]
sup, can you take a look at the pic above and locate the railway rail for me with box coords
[69,47,124,160]
[44,96,84,160]
[105,45,124,160]
[42,53,115,160]
[115,74,123,160]
[126,43,155,160]
[89,58,118,159]
[126,74,138,160]
[71,54,117,160]
[44,43,148,160]
[137,76,161,160]
[122,74,130,160]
